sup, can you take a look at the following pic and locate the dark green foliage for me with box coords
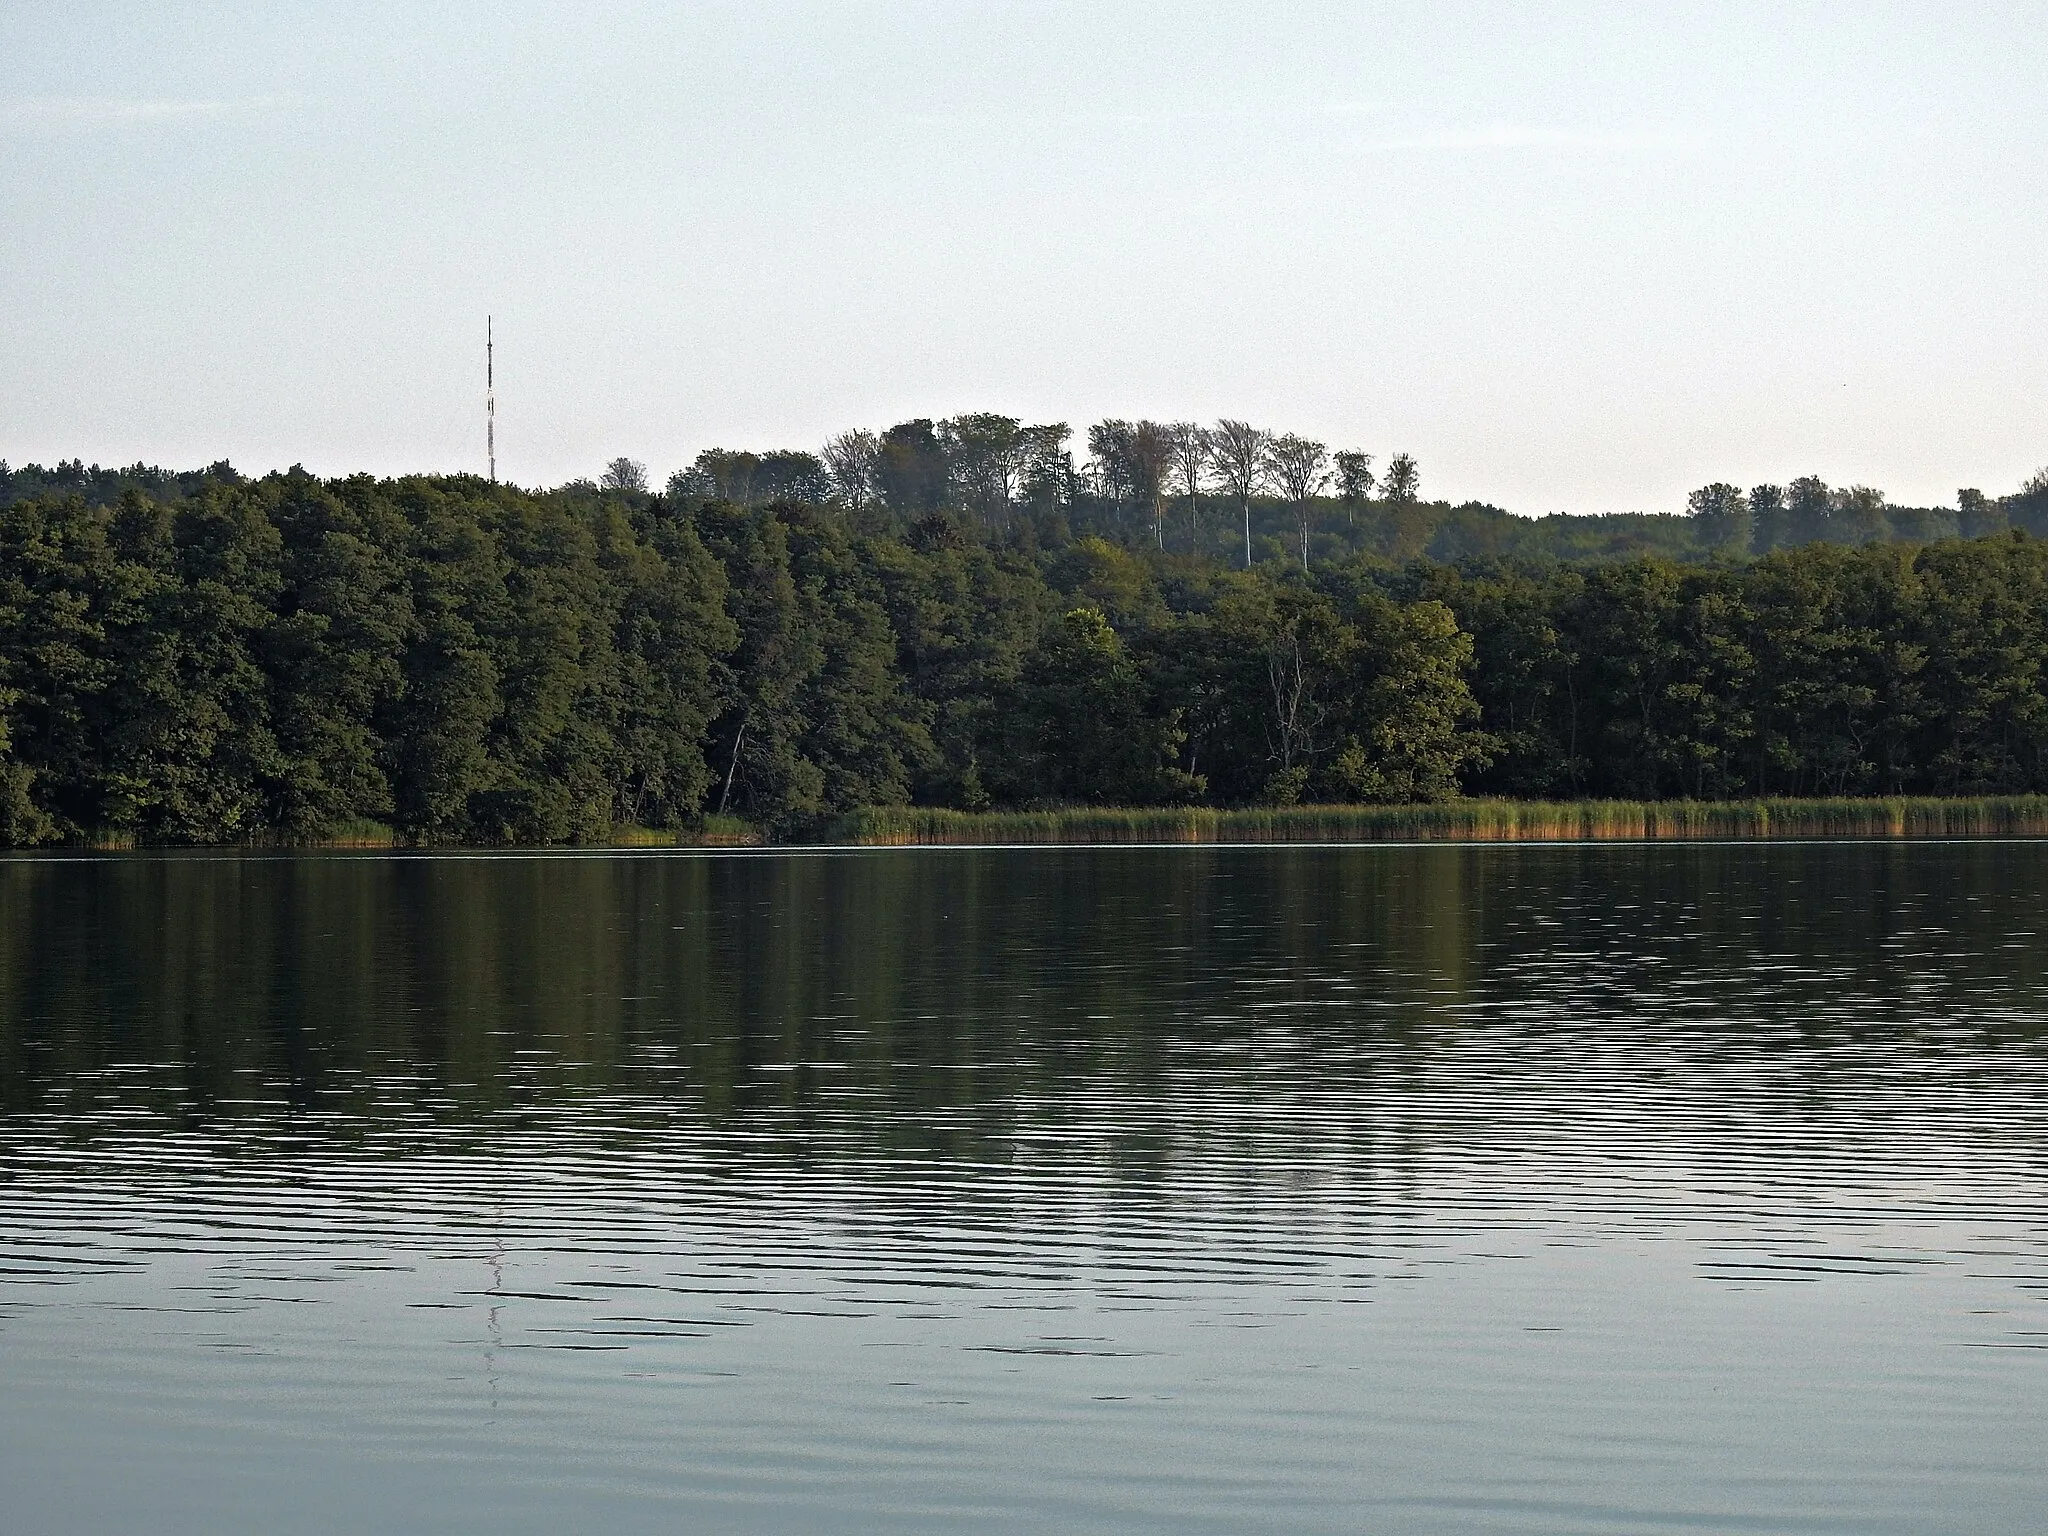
[597,502,733,828]
[1155,576,1482,805]
[993,608,1199,806]
[0,473,738,844]
[1424,534,2048,801]
[263,473,411,834]
[5,459,2048,844]
[695,503,930,830]
[868,530,1050,807]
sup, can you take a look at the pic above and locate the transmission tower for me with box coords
[486,316,496,483]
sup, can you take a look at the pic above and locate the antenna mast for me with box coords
[486,316,496,483]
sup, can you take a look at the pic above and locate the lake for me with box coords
[1,843,2043,1534]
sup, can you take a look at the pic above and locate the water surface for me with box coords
[2,844,2044,1533]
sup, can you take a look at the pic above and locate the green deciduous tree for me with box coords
[1266,434,1331,571]
[994,608,1198,806]
[1209,420,1272,569]
[1686,482,1753,556]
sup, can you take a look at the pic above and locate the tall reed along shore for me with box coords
[36,798,2048,850]
[828,797,2048,846]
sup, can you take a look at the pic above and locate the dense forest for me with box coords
[0,428,2045,845]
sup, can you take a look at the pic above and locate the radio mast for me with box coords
[486,316,496,483]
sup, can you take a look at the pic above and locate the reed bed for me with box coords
[691,815,766,847]
[65,819,401,851]
[44,819,768,851]
[37,797,2048,851]
[830,796,2048,846]
[299,818,401,848]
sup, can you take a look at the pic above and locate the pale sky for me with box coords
[3,1,2043,512]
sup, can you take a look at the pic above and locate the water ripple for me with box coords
[1,844,2045,1534]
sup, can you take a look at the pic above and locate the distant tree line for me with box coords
[1682,474,2048,555]
[0,444,2042,844]
[15,425,2046,569]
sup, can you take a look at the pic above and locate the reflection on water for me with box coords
[1,844,2044,1534]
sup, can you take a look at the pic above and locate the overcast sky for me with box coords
[3,1,2043,511]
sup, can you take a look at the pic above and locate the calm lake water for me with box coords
[1,843,2044,1534]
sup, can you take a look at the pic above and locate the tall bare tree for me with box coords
[1017,423,1074,515]
[600,457,649,493]
[1169,423,1211,554]
[1129,421,1175,549]
[1086,420,1173,545]
[1210,420,1273,568]
[821,429,881,510]
[1086,420,1136,532]
[1265,435,1331,570]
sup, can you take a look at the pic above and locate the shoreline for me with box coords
[24,795,2048,851]
[827,797,2048,845]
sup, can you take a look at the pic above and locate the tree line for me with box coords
[15,428,2044,569]
[0,449,2044,844]
[617,413,2047,565]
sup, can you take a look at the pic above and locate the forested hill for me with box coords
[2,460,2048,845]
[12,445,2048,565]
